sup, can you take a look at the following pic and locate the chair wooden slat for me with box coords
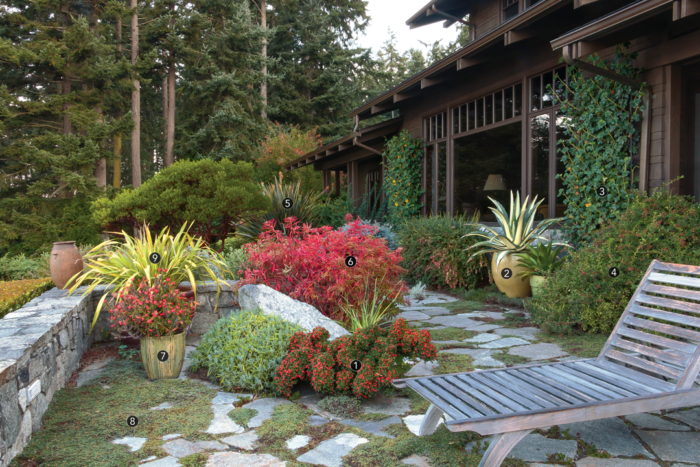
[518,368,598,402]
[653,262,700,276]
[615,326,697,355]
[454,374,527,412]
[525,367,610,401]
[564,362,650,396]
[605,349,683,380]
[649,272,700,289]
[406,380,469,420]
[419,378,484,420]
[642,282,700,304]
[636,294,700,316]
[624,315,700,341]
[507,369,588,404]
[445,375,514,414]
[469,372,546,411]
[534,366,622,400]
[431,377,494,417]
[591,360,675,393]
[479,372,557,409]
[611,336,690,366]
[629,304,700,329]
[554,363,639,397]
[486,371,566,407]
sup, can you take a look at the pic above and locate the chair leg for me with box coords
[477,429,533,467]
[418,404,444,436]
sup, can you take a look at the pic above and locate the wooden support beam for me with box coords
[325,148,338,156]
[371,103,395,115]
[569,40,609,59]
[574,0,602,8]
[421,76,448,89]
[456,57,492,71]
[673,0,700,20]
[504,30,535,46]
[338,143,353,151]
[394,91,420,103]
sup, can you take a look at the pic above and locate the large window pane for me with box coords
[555,110,570,217]
[460,105,467,133]
[425,145,434,215]
[437,142,447,214]
[436,114,443,139]
[554,67,566,103]
[454,122,523,222]
[514,83,522,116]
[531,76,541,111]
[431,116,436,141]
[477,99,484,127]
[485,95,493,125]
[543,72,553,108]
[505,87,513,119]
[495,91,503,122]
[453,108,459,135]
[531,114,550,219]
[468,101,476,130]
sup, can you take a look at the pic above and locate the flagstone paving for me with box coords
[99,289,700,467]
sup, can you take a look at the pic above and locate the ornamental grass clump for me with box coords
[274,318,437,399]
[238,215,408,321]
[68,222,230,332]
[108,275,196,338]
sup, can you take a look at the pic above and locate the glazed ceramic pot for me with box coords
[491,253,532,298]
[140,331,187,380]
[50,241,84,289]
[529,275,546,298]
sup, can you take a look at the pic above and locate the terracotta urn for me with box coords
[50,241,84,289]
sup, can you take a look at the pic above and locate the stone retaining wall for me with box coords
[0,280,239,467]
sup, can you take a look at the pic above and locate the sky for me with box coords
[355,0,460,56]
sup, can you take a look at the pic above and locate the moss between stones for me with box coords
[227,408,258,428]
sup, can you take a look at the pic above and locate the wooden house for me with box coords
[284,0,700,221]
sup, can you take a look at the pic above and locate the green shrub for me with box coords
[397,213,488,290]
[93,159,269,250]
[188,309,302,393]
[527,190,700,334]
[318,396,361,418]
[222,248,249,280]
[317,193,350,229]
[0,254,50,281]
[1,278,54,318]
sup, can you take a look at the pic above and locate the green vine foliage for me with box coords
[554,45,646,247]
[383,130,425,226]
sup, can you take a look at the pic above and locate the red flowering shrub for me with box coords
[238,215,408,321]
[108,275,196,338]
[274,319,437,399]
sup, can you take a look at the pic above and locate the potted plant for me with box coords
[515,241,568,297]
[110,275,196,379]
[67,222,230,335]
[463,191,562,298]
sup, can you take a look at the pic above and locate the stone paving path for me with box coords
[97,290,700,467]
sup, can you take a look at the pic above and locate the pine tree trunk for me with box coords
[130,0,141,187]
[260,0,267,119]
[113,17,123,189]
[165,57,175,167]
[95,106,107,187]
[162,76,168,148]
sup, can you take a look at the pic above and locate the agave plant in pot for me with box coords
[463,191,562,298]
[110,275,196,379]
[515,241,569,298]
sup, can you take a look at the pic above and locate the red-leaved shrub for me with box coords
[274,319,437,399]
[238,216,408,321]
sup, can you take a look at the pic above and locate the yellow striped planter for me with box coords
[140,332,186,380]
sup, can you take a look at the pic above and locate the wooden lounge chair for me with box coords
[393,260,700,467]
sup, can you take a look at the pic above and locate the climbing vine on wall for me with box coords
[383,130,425,226]
[553,44,646,247]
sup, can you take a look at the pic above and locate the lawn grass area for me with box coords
[537,332,609,358]
[491,350,530,367]
[433,353,474,375]
[433,343,476,351]
[228,407,258,428]
[11,358,217,467]
[456,284,525,309]
[499,311,534,328]
[429,328,475,342]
